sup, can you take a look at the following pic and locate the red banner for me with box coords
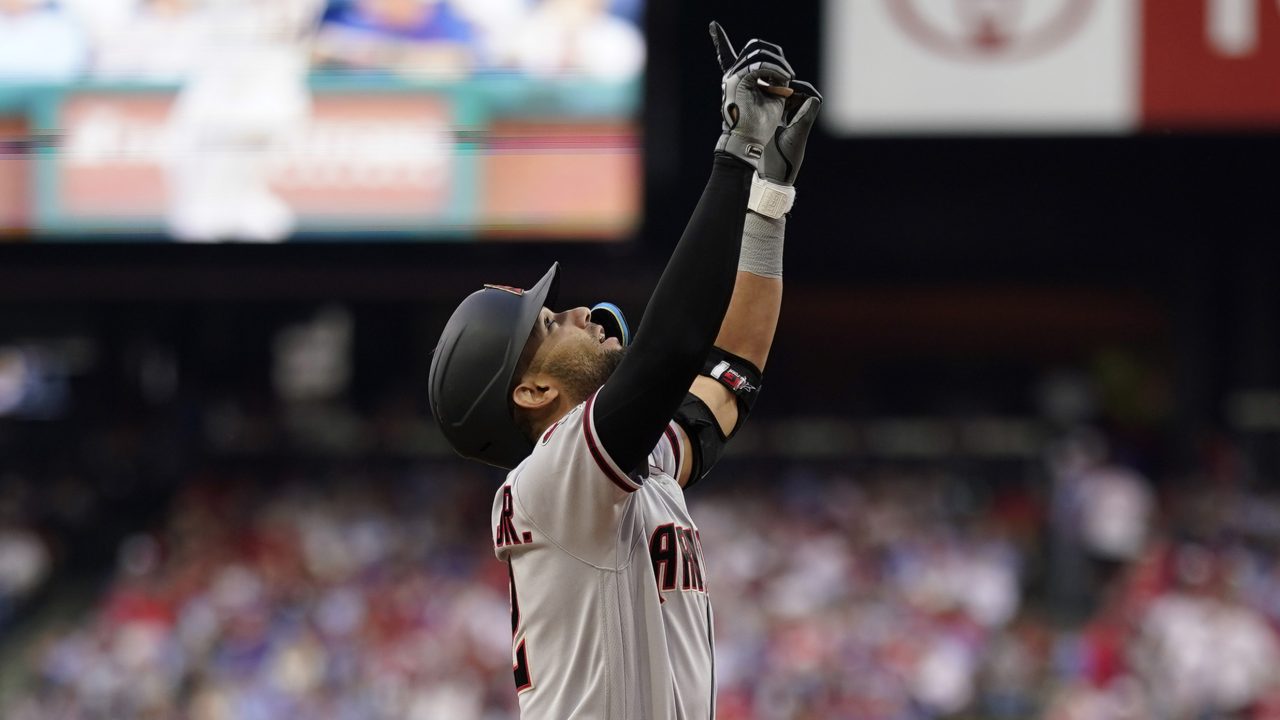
[1144,0,1280,128]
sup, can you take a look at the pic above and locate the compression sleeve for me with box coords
[591,153,752,473]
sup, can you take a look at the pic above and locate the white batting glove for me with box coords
[709,21,794,169]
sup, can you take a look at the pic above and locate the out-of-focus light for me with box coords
[272,305,353,402]
[0,339,91,419]
[0,347,29,415]
[1226,389,1280,431]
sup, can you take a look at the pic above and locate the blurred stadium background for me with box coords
[2,0,1280,718]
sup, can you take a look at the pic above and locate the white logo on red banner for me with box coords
[885,0,1095,61]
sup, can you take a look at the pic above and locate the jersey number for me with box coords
[509,562,533,693]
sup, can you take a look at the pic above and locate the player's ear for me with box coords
[512,377,559,412]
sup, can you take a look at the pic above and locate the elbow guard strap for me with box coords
[701,347,762,438]
[673,393,725,488]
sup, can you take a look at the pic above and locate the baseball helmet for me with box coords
[429,263,560,469]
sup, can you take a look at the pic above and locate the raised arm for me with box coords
[590,27,795,476]
[676,79,823,487]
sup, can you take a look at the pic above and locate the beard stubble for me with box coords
[537,339,627,405]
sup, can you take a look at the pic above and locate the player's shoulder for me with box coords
[520,395,654,495]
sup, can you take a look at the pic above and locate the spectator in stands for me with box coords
[0,0,87,82]
[1047,429,1154,620]
[86,0,207,81]
[1133,542,1280,717]
[315,0,475,76]
[513,0,642,79]
[449,0,528,69]
[0,523,50,623]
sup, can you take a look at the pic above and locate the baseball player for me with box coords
[428,22,821,718]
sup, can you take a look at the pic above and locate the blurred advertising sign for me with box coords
[0,117,29,233]
[480,121,640,239]
[50,91,455,229]
[825,0,1280,134]
[39,87,640,239]
[825,0,1139,133]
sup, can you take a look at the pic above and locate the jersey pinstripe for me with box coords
[492,392,715,719]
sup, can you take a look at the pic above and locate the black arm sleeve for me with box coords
[592,153,752,473]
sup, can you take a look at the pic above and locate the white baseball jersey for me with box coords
[492,392,715,719]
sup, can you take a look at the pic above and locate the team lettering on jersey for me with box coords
[495,486,533,547]
[648,523,706,601]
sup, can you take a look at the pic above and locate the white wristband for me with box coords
[747,172,795,219]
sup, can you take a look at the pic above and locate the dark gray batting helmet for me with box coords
[429,263,560,469]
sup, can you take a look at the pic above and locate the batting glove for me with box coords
[710,21,794,169]
[759,79,822,187]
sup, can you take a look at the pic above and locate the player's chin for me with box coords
[598,343,626,373]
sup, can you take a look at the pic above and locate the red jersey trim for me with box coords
[582,392,641,493]
[664,424,682,477]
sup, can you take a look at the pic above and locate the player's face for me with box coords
[536,306,623,351]
[527,306,625,401]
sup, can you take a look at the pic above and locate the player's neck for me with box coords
[528,390,592,438]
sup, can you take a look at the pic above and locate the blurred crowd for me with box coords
[4,466,518,720]
[0,427,177,636]
[0,0,644,83]
[4,443,1280,720]
[702,459,1280,720]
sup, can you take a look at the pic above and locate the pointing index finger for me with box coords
[708,21,736,73]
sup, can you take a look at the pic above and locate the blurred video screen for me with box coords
[0,0,645,241]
